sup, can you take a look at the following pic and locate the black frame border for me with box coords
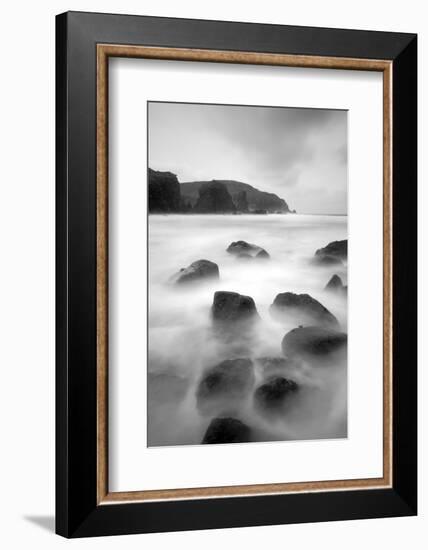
[56,11,417,538]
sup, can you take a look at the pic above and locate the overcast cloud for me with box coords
[148,102,347,214]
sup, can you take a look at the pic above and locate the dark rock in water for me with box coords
[256,249,270,259]
[315,239,347,260]
[196,358,255,412]
[148,168,181,213]
[227,240,260,255]
[212,291,260,323]
[234,190,249,213]
[227,240,269,259]
[270,292,339,328]
[252,209,267,214]
[282,326,347,361]
[202,417,251,444]
[325,274,346,293]
[172,259,219,284]
[193,181,236,213]
[254,376,299,412]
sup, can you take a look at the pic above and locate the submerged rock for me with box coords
[282,326,347,361]
[212,291,260,324]
[202,417,252,444]
[325,274,346,294]
[227,240,269,258]
[270,292,339,328]
[254,376,299,413]
[196,358,255,412]
[315,240,347,261]
[172,259,219,284]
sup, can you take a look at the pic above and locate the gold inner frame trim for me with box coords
[96,44,393,505]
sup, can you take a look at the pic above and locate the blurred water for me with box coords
[148,214,347,446]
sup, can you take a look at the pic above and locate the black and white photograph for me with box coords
[147,101,348,446]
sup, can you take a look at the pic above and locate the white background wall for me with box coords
[0,0,424,547]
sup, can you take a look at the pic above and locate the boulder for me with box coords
[193,181,236,213]
[282,326,347,361]
[196,358,255,410]
[227,240,269,258]
[315,239,347,260]
[148,168,181,213]
[212,291,260,323]
[254,376,299,412]
[270,292,339,328]
[172,259,219,284]
[202,417,251,444]
[325,274,346,294]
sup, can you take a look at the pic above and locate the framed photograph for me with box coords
[56,11,417,538]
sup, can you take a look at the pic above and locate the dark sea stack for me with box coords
[148,168,181,213]
[315,239,347,261]
[254,376,299,413]
[282,326,347,361]
[202,417,252,444]
[270,292,339,328]
[234,190,249,213]
[180,179,291,213]
[212,291,259,323]
[325,274,345,293]
[196,359,255,413]
[193,181,236,213]
[172,259,219,284]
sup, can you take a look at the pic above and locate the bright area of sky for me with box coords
[148,102,347,214]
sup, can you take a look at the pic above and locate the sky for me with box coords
[148,102,347,214]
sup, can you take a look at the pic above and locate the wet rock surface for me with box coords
[315,239,347,261]
[254,376,299,413]
[282,326,347,361]
[227,240,269,258]
[212,291,260,324]
[172,259,219,284]
[202,417,252,444]
[270,292,339,328]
